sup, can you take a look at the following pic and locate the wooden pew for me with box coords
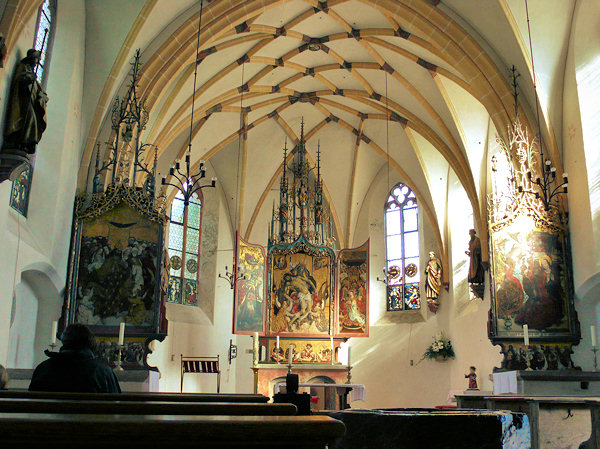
[0,413,346,449]
[0,390,269,403]
[456,394,600,449]
[0,398,297,415]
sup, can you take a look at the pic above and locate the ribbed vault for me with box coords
[73,0,568,277]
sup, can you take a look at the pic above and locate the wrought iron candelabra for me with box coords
[218,263,246,289]
[161,153,216,206]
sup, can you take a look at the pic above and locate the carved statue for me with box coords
[466,229,484,284]
[425,251,442,313]
[1,49,48,180]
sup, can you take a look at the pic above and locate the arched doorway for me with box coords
[7,264,62,368]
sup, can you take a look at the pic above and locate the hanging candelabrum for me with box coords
[161,153,216,207]
[518,157,568,213]
[219,263,247,289]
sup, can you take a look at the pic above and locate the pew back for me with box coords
[0,398,297,415]
[0,413,346,449]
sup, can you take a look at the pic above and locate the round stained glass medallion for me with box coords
[405,263,418,278]
[170,255,182,270]
[388,265,401,279]
[186,258,198,273]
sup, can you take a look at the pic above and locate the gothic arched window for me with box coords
[9,0,56,217]
[384,183,421,311]
[167,191,202,306]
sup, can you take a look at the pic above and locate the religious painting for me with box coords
[9,162,32,217]
[68,199,163,335]
[336,240,369,337]
[489,213,577,341]
[266,339,336,364]
[233,234,266,335]
[268,236,334,338]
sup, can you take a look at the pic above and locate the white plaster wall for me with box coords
[0,0,86,366]
[7,280,38,368]
[149,188,252,393]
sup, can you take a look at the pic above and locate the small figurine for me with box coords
[465,366,478,390]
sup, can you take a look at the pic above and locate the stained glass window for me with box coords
[167,191,202,305]
[385,183,420,311]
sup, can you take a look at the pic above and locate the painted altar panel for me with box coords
[233,234,266,335]
[336,240,369,337]
[268,238,334,338]
[69,201,163,335]
[490,214,577,341]
[267,339,333,364]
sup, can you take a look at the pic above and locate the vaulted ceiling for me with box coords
[76,0,575,261]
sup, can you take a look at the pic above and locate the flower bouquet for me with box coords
[423,333,455,361]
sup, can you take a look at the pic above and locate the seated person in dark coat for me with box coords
[29,323,121,393]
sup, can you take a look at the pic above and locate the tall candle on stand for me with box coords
[288,344,294,366]
[253,332,259,366]
[347,346,352,367]
[50,321,58,346]
[118,322,125,346]
[276,335,280,349]
[330,337,334,364]
[591,325,597,348]
[523,324,529,347]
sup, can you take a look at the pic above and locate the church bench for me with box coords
[0,398,297,415]
[0,413,345,449]
[323,408,529,449]
[456,394,600,449]
[0,390,269,403]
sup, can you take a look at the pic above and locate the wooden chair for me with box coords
[181,355,220,393]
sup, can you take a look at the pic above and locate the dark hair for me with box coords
[470,366,476,371]
[61,323,97,352]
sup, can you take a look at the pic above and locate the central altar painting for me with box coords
[269,238,334,336]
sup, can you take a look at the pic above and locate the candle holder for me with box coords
[524,348,533,371]
[287,362,292,375]
[592,347,598,372]
[48,342,58,352]
[346,365,352,384]
[115,344,125,371]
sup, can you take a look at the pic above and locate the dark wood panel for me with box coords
[0,413,346,449]
[0,390,269,403]
[0,398,297,415]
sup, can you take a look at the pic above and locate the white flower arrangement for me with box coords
[423,333,455,361]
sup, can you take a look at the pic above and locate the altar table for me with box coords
[274,382,365,410]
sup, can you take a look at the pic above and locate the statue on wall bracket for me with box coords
[0,48,49,183]
[488,107,580,371]
[425,251,442,313]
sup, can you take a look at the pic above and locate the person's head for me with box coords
[429,251,435,260]
[470,366,476,372]
[61,323,97,352]
[0,364,8,389]
[469,229,476,237]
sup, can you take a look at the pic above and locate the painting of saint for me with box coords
[233,236,266,334]
[269,250,332,337]
[491,215,574,338]
[73,202,161,329]
[337,241,369,336]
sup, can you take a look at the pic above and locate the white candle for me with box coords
[276,335,280,349]
[253,332,259,365]
[523,324,529,347]
[347,346,352,367]
[119,322,125,346]
[330,337,334,364]
[288,344,294,365]
[50,321,58,345]
[591,325,597,348]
